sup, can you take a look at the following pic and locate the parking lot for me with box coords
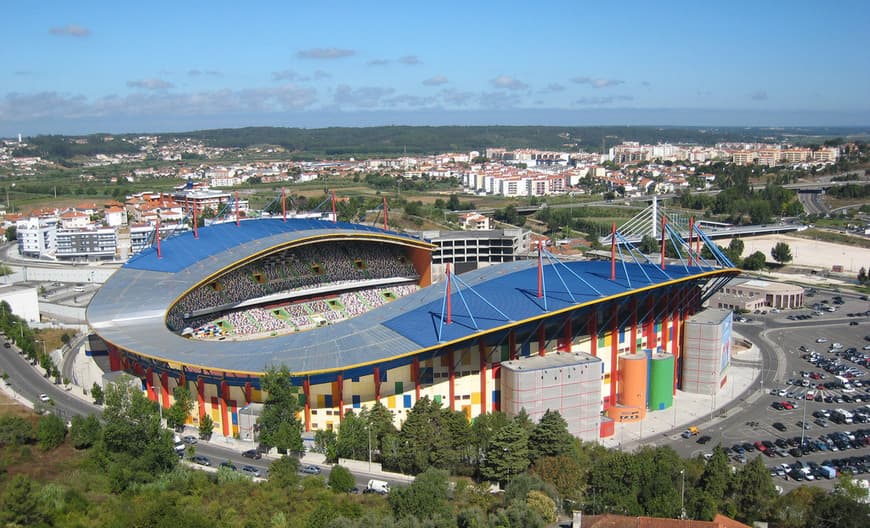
[665,289,870,492]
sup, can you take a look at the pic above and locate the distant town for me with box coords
[0,132,859,263]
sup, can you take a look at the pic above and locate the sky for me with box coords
[2,0,869,136]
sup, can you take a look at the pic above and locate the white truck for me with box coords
[366,479,390,495]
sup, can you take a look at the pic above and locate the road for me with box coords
[0,336,406,490]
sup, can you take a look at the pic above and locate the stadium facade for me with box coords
[86,218,738,440]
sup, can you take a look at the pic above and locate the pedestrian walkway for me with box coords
[601,333,762,451]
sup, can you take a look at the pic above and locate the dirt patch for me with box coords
[34,328,76,354]
[0,391,87,482]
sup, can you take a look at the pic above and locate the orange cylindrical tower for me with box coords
[619,352,649,409]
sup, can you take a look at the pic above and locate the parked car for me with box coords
[242,449,262,460]
[191,455,211,466]
[219,461,237,471]
[182,435,198,445]
[772,422,787,432]
[38,393,51,403]
[697,435,712,444]
[299,464,321,475]
[240,465,261,478]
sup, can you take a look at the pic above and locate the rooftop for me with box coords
[88,219,735,376]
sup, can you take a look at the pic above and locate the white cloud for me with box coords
[272,69,301,81]
[126,78,174,90]
[297,47,355,59]
[367,59,391,66]
[189,69,222,77]
[333,84,395,108]
[422,75,448,86]
[750,90,768,101]
[399,55,421,65]
[491,75,528,91]
[574,95,634,105]
[0,85,318,121]
[49,24,91,37]
[572,76,625,88]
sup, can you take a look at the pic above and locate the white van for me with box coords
[366,479,390,495]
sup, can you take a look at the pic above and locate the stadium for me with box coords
[86,217,739,441]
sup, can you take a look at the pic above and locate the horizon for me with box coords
[3,1,869,136]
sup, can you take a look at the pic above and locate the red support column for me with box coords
[609,305,619,409]
[610,223,616,281]
[538,324,546,356]
[589,310,598,357]
[244,381,252,404]
[220,381,230,437]
[689,216,700,266]
[303,379,311,433]
[448,350,455,411]
[193,204,198,239]
[661,292,670,354]
[479,340,487,415]
[155,217,162,259]
[537,240,543,298]
[382,196,388,231]
[108,346,122,371]
[161,371,170,409]
[660,216,667,269]
[234,191,240,227]
[146,368,155,401]
[508,330,517,360]
[413,358,421,400]
[373,367,381,401]
[197,378,205,419]
[336,375,344,419]
[558,317,572,352]
[673,288,683,394]
[645,297,655,350]
[630,297,638,354]
[446,263,452,324]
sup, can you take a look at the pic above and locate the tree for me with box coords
[336,411,368,461]
[532,455,586,503]
[36,413,67,450]
[166,386,194,430]
[742,251,767,270]
[0,475,44,526]
[69,414,102,449]
[100,379,177,476]
[771,241,792,264]
[732,455,778,523]
[90,382,104,405]
[526,490,557,524]
[727,238,744,262]
[328,465,356,493]
[0,415,32,446]
[4,225,16,241]
[858,267,867,284]
[267,455,300,489]
[389,467,452,521]
[258,365,303,453]
[199,414,214,439]
[529,410,573,462]
[639,234,659,254]
[314,428,338,463]
[480,421,530,486]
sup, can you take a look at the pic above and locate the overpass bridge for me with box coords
[599,197,805,246]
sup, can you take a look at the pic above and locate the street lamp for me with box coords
[366,424,372,472]
[680,469,686,519]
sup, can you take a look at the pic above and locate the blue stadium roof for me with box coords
[88,219,736,376]
[127,218,420,273]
